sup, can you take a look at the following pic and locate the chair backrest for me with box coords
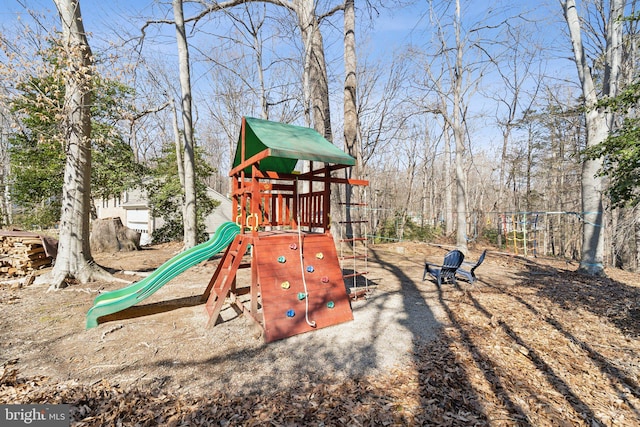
[442,250,465,270]
[471,250,487,271]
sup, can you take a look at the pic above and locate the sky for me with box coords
[0,0,575,90]
[0,0,569,56]
[1,0,579,153]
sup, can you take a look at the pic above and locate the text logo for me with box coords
[1,405,69,426]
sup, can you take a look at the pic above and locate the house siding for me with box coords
[93,187,232,245]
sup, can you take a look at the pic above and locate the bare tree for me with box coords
[442,120,453,235]
[0,107,10,226]
[561,0,623,276]
[144,1,340,139]
[342,0,363,240]
[343,0,359,170]
[50,0,112,288]
[421,0,476,252]
[489,23,544,245]
[173,0,198,248]
[170,95,186,187]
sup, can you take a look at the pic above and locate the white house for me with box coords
[94,187,233,246]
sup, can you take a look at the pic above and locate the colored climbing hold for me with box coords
[286,309,295,318]
[281,281,291,289]
[277,256,286,263]
[327,301,335,309]
[289,243,298,250]
[321,276,329,283]
[315,252,324,259]
[306,266,315,273]
[297,292,306,300]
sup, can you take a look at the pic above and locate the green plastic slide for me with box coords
[86,221,240,329]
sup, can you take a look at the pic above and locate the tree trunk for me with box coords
[296,0,332,140]
[90,217,141,253]
[170,95,185,187]
[49,0,112,289]
[343,0,358,165]
[562,0,622,276]
[0,114,10,226]
[579,108,607,275]
[173,0,198,248]
[635,208,640,272]
[496,127,510,247]
[453,0,467,252]
[443,122,454,235]
[343,0,360,242]
[253,18,268,120]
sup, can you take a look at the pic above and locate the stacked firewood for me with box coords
[0,236,52,276]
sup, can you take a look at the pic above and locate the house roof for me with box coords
[232,116,355,175]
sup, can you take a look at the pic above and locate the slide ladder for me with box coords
[203,233,251,326]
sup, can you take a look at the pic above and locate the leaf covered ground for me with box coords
[1,242,639,426]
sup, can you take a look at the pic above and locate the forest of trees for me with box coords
[0,0,639,285]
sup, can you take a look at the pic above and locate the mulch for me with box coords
[1,336,486,426]
[2,249,639,426]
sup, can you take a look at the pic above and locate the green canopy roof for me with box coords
[232,117,355,175]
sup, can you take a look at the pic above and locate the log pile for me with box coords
[0,235,53,276]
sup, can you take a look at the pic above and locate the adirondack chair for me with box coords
[456,249,487,284]
[423,250,465,287]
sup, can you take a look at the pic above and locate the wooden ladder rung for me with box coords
[340,237,367,242]
[349,285,376,299]
[342,271,368,279]
[339,255,368,260]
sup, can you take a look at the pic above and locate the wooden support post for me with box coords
[323,165,331,231]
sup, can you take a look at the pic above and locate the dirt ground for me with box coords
[1,241,640,426]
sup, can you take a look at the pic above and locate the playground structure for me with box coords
[501,212,541,257]
[497,211,583,258]
[86,117,368,342]
[203,116,368,342]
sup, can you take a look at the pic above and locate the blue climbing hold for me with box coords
[286,309,295,318]
[306,266,314,273]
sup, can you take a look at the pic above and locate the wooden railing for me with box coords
[258,191,294,227]
[298,191,325,229]
[231,171,333,232]
[234,191,327,231]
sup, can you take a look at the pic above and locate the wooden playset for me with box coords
[202,116,368,342]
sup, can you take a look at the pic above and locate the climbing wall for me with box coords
[253,231,353,342]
